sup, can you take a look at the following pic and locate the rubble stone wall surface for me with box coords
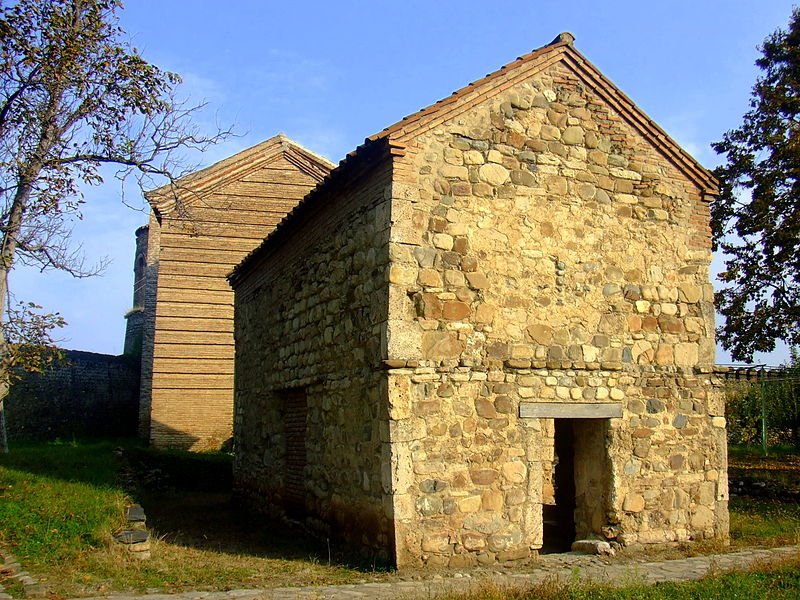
[384,62,727,567]
[233,156,395,561]
[137,212,161,439]
[6,350,139,440]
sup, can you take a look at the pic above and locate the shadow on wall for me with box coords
[146,420,206,452]
[5,349,139,442]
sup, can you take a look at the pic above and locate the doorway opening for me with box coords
[280,388,308,517]
[542,419,576,552]
[542,418,610,553]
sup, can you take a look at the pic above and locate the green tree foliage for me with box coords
[712,8,800,361]
[0,0,229,452]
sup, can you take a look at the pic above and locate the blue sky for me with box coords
[10,0,798,364]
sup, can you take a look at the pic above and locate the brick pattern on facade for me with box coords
[138,136,332,449]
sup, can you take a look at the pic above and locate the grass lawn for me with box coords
[435,556,800,599]
[1,439,799,598]
[0,439,382,598]
[0,440,128,577]
[728,445,800,548]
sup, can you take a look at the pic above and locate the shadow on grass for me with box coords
[126,446,388,572]
[0,437,138,488]
[728,445,800,502]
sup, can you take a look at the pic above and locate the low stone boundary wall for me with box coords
[5,349,139,441]
[0,549,46,598]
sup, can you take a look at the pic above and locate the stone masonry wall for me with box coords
[6,350,139,440]
[233,155,395,562]
[384,61,727,567]
[137,211,161,439]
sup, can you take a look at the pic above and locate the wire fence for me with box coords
[719,364,800,453]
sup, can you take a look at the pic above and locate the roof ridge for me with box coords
[279,136,335,172]
[363,32,715,194]
[368,34,573,144]
[558,51,717,193]
[231,32,718,284]
[146,134,333,215]
[229,137,390,287]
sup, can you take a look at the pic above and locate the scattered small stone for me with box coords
[571,539,615,556]
[23,583,48,598]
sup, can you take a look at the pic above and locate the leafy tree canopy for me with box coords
[712,8,800,362]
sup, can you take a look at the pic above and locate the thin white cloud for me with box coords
[176,71,228,106]
[285,124,348,164]
[240,49,335,104]
[660,110,711,166]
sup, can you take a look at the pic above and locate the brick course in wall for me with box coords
[137,135,332,450]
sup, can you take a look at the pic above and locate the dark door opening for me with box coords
[542,419,576,552]
[282,389,308,517]
[541,417,611,553]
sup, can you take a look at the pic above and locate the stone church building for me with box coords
[132,135,333,449]
[229,33,728,567]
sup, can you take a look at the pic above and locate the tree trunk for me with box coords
[0,250,14,455]
[0,393,8,454]
[0,264,10,454]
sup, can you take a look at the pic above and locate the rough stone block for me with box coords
[623,493,645,513]
[458,495,482,514]
[478,163,510,185]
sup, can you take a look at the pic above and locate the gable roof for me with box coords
[146,134,334,217]
[230,33,717,286]
[369,32,717,194]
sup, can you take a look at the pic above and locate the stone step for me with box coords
[126,505,146,523]
[114,530,150,545]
